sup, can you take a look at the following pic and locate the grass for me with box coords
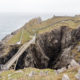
[1,16,80,58]
[7,29,31,45]
[5,16,80,45]
[1,16,80,80]
[0,67,79,80]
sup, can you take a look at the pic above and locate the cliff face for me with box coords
[0,26,80,70]
[1,17,80,80]
[14,26,80,70]
[0,17,80,69]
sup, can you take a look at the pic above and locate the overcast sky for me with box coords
[0,0,80,15]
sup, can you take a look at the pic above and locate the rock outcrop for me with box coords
[15,26,80,70]
[0,26,80,70]
[68,59,79,69]
[62,74,70,80]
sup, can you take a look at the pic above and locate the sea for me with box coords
[0,13,53,41]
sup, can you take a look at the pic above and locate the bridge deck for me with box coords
[1,35,36,70]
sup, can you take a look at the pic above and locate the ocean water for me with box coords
[0,13,53,40]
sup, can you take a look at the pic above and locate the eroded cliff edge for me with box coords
[0,26,80,70]
[14,26,80,69]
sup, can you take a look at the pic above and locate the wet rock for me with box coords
[62,74,70,80]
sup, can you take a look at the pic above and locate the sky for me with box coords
[0,0,80,15]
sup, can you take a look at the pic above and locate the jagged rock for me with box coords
[53,47,72,69]
[1,26,80,70]
[77,46,80,52]
[75,69,80,80]
[62,74,70,80]
[16,26,80,70]
[69,59,79,68]
[56,67,66,74]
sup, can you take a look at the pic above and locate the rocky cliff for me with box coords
[12,26,80,70]
[0,16,80,70]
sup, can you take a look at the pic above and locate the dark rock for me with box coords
[16,26,80,70]
[0,45,20,65]
[1,26,80,70]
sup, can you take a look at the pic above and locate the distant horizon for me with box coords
[0,12,80,40]
[0,13,53,40]
[0,12,80,17]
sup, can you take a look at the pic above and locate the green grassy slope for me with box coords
[6,16,80,45]
[0,67,79,80]
[1,16,80,80]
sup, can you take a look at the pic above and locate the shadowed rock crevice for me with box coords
[15,26,80,70]
[0,45,20,64]
[0,26,80,70]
